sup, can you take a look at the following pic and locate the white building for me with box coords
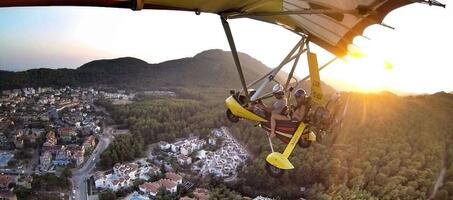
[171,140,184,153]
[177,155,192,166]
[159,141,171,151]
[94,163,139,191]
[180,144,193,156]
[114,163,139,178]
[94,172,133,191]
[138,164,160,180]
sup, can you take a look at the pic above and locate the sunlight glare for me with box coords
[336,41,396,93]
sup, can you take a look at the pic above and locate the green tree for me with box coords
[99,189,116,200]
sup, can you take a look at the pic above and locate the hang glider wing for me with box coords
[0,0,444,57]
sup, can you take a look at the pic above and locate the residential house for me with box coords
[176,155,192,166]
[74,151,84,166]
[171,141,184,153]
[58,127,77,141]
[159,141,170,151]
[165,172,182,185]
[138,165,160,180]
[43,131,57,146]
[83,136,96,151]
[66,144,85,156]
[40,151,52,169]
[42,145,65,155]
[191,140,206,150]
[95,174,133,192]
[94,163,139,191]
[139,182,160,197]
[53,150,70,166]
[93,172,107,188]
[114,163,139,178]
[180,144,193,156]
[212,129,223,137]
[157,179,177,193]
[0,174,13,190]
[208,137,217,146]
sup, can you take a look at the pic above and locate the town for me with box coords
[0,86,105,199]
[90,127,249,199]
[0,86,267,200]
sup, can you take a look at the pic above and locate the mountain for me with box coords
[0,49,336,94]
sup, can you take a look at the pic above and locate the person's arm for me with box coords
[255,100,273,112]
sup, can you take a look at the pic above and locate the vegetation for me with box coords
[14,149,33,159]
[14,185,64,200]
[99,134,144,169]
[156,187,178,200]
[209,184,243,200]
[99,189,117,200]
[229,92,453,199]
[31,173,71,191]
[61,167,72,178]
[109,97,227,142]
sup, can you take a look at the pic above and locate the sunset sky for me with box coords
[0,2,451,94]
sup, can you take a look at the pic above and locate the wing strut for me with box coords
[284,41,305,90]
[250,37,306,101]
[221,16,249,101]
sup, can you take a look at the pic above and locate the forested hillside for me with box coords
[229,92,453,199]
[98,89,230,169]
[98,85,453,199]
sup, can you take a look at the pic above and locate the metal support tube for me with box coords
[268,136,274,153]
[221,16,249,99]
[284,44,305,90]
[298,56,338,83]
[246,49,305,89]
[228,9,359,19]
[250,37,306,101]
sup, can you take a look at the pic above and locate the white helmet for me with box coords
[272,84,284,93]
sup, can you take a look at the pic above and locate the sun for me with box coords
[328,46,395,93]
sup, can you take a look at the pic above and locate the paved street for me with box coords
[71,126,115,200]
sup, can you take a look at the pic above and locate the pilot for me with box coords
[290,89,311,122]
[256,84,289,138]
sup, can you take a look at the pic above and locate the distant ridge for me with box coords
[0,49,336,93]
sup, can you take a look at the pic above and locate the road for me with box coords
[71,126,115,200]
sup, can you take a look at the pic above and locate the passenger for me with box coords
[256,84,289,138]
[290,89,311,122]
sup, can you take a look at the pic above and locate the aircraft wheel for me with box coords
[265,162,285,178]
[226,109,239,123]
[298,138,312,148]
